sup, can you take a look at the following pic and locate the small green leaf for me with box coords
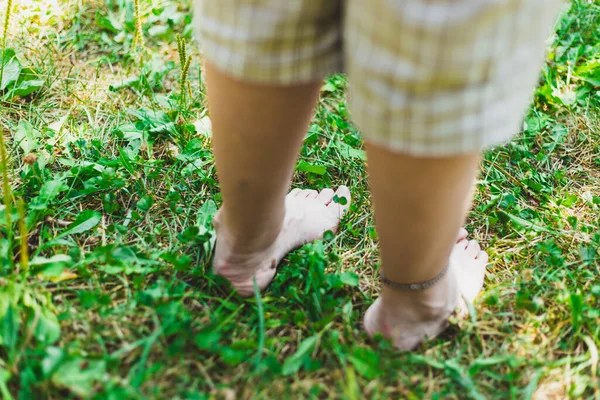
[30,254,71,267]
[580,246,596,264]
[14,121,41,154]
[569,292,584,331]
[118,147,135,175]
[321,81,337,93]
[182,159,208,177]
[8,66,43,97]
[2,305,20,358]
[497,211,553,233]
[176,138,205,161]
[109,75,141,92]
[51,358,106,397]
[29,179,66,210]
[218,346,249,367]
[444,360,486,400]
[1,49,21,90]
[282,335,318,376]
[9,79,43,97]
[0,367,13,400]
[337,142,366,161]
[57,210,102,238]
[339,272,359,287]
[469,355,513,374]
[41,180,65,198]
[196,200,217,228]
[323,230,335,241]
[347,347,380,379]
[42,347,65,377]
[33,308,61,345]
[30,254,72,278]
[561,194,577,207]
[136,196,154,212]
[333,195,348,206]
[297,161,327,176]
[195,330,221,350]
[96,13,123,33]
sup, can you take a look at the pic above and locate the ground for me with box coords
[0,0,599,398]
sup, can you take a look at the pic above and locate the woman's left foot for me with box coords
[364,233,488,350]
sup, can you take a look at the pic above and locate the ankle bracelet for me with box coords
[380,264,450,291]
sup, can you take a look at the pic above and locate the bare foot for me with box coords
[363,233,488,350]
[213,187,352,297]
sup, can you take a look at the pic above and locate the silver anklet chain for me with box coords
[380,264,450,291]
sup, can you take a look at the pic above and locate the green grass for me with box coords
[1,0,599,398]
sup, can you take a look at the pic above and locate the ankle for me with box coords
[379,272,458,321]
[214,209,283,254]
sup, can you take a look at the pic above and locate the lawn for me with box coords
[1,0,599,398]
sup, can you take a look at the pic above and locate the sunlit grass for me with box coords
[0,0,599,398]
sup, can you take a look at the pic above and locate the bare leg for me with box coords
[206,64,351,296]
[363,143,488,350]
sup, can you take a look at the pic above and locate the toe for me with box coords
[477,250,489,264]
[466,240,480,257]
[457,227,468,243]
[327,186,351,215]
[300,189,318,199]
[363,298,381,338]
[316,188,335,204]
[460,250,488,304]
[306,190,319,200]
[288,188,301,197]
[456,239,469,250]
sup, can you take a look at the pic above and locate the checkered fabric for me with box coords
[194,0,564,156]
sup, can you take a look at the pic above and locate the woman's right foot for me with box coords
[364,234,488,351]
[213,186,351,297]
